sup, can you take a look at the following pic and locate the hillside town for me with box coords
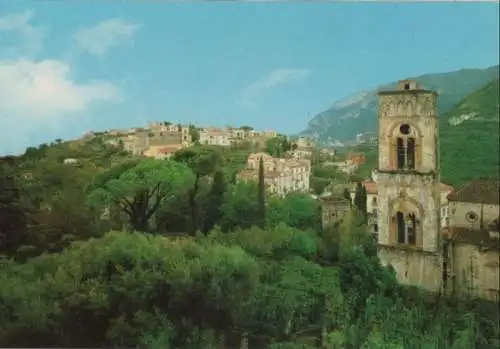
[1,3,498,348]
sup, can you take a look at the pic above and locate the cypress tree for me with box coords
[257,156,266,228]
[354,182,368,222]
[202,170,227,233]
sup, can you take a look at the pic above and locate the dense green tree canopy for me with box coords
[87,159,194,231]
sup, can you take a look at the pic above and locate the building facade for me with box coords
[444,179,500,301]
[374,80,443,292]
[238,152,311,196]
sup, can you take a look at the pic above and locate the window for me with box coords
[404,83,410,90]
[395,211,418,245]
[395,124,416,170]
[400,124,410,135]
[465,211,478,223]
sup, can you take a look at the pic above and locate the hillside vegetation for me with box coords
[440,78,499,186]
[1,140,499,348]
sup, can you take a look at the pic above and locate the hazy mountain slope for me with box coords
[439,78,499,186]
[302,65,499,143]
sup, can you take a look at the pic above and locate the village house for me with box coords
[237,152,311,196]
[289,136,316,159]
[347,151,366,166]
[199,127,278,148]
[121,130,150,156]
[199,127,232,146]
[318,192,352,230]
[144,144,184,159]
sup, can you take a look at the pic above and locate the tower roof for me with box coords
[377,79,438,96]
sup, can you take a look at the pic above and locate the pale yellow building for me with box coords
[238,152,311,196]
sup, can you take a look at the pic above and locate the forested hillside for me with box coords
[440,78,499,186]
[0,139,498,348]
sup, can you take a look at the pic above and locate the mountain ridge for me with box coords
[302,64,499,143]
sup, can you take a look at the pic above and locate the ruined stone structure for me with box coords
[319,194,351,230]
[374,80,443,292]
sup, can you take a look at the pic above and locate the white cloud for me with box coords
[241,68,310,105]
[0,59,118,119]
[0,12,120,154]
[0,10,44,57]
[74,19,141,55]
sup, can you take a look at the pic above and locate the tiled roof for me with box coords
[447,178,500,205]
[448,226,500,250]
[158,146,181,154]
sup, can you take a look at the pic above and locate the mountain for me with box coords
[440,78,499,186]
[302,65,499,143]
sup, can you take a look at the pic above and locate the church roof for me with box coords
[447,178,499,205]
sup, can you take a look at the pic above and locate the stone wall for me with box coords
[378,245,443,293]
[451,243,499,301]
[376,172,441,252]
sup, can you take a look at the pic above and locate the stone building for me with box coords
[319,193,352,230]
[351,179,454,237]
[374,79,443,292]
[443,178,499,301]
[237,152,311,196]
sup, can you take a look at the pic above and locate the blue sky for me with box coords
[0,1,498,155]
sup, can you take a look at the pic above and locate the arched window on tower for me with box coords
[394,211,418,245]
[394,124,417,170]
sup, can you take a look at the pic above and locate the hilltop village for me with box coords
[77,122,368,197]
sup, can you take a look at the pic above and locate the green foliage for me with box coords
[188,124,200,142]
[267,194,321,232]
[257,156,266,228]
[219,181,260,232]
[440,78,499,186]
[88,159,194,231]
[310,164,347,195]
[353,182,367,218]
[202,170,227,233]
[266,135,292,158]
[2,128,499,349]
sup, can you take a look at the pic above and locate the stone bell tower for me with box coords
[374,80,443,292]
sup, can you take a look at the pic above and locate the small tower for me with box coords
[374,80,443,292]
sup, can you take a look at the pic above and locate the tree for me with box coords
[173,146,222,233]
[266,135,292,158]
[202,170,227,233]
[257,156,266,228]
[0,158,27,255]
[267,194,321,232]
[88,159,194,232]
[188,124,200,143]
[220,181,260,232]
[353,182,367,217]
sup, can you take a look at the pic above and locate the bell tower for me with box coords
[374,80,443,292]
